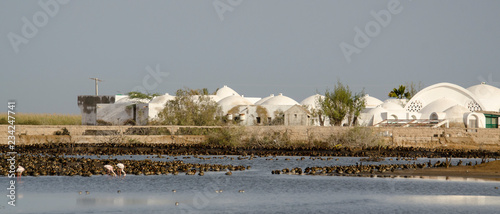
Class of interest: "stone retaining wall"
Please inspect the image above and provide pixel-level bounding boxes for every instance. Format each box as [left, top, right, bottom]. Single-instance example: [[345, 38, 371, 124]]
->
[[1, 125, 499, 150]]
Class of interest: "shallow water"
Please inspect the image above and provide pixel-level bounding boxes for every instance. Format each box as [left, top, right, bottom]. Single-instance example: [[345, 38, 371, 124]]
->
[[2, 156, 499, 214]]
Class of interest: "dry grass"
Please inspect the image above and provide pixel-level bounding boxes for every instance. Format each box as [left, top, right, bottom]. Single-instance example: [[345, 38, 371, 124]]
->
[[0, 113, 81, 125]]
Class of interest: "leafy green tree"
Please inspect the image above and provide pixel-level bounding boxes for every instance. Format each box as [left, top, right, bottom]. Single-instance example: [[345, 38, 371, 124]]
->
[[388, 85, 410, 99], [157, 88, 222, 126], [348, 92, 366, 126], [320, 81, 365, 126]]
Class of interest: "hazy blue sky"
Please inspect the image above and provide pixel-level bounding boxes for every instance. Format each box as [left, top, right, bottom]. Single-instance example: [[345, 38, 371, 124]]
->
[[2, 0, 500, 114]]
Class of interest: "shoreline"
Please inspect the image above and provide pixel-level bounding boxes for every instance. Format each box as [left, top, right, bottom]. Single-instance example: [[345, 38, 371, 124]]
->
[[290, 160, 500, 182], [389, 161, 500, 181], [2, 142, 500, 158]]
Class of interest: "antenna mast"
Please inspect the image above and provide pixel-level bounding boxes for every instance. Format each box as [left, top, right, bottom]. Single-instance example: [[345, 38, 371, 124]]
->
[[89, 78, 103, 96]]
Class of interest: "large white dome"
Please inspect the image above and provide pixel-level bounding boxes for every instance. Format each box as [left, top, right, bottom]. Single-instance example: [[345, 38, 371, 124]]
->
[[405, 82, 486, 113], [216, 85, 239, 99], [255, 94, 275, 105], [261, 93, 299, 106], [467, 83, 500, 111], [300, 94, 324, 110]]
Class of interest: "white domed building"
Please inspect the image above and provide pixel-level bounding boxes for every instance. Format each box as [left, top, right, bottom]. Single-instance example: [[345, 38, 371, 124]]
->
[[260, 93, 299, 106], [222, 93, 308, 126], [403, 82, 490, 128], [86, 83, 499, 128], [443, 105, 469, 124], [358, 95, 395, 126], [300, 94, 324, 110], [358, 98, 407, 126], [466, 83, 500, 112], [361, 82, 499, 128], [364, 94, 383, 108], [148, 93, 176, 121], [260, 93, 300, 121], [215, 85, 239, 99], [255, 94, 275, 105], [218, 95, 253, 115], [300, 94, 327, 126]]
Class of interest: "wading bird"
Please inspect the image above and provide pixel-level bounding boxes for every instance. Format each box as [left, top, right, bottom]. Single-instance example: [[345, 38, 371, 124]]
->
[[116, 163, 126, 177], [104, 165, 116, 177], [17, 166, 25, 181]]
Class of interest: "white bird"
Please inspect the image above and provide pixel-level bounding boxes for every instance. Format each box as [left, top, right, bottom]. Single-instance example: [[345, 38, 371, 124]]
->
[[116, 163, 126, 177], [17, 166, 25, 181], [104, 165, 116, 177]]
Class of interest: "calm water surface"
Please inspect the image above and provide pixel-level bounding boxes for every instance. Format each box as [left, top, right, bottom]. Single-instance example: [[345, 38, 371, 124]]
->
[[2, 156, 499, 214]]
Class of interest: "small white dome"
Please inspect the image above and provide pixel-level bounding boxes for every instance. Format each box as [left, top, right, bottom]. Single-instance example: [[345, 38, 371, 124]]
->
[[380, 100, 404, 111], [443, 105, 469, 123], [300, 94, 325, 110], [381, 98, 406, 108], [420, 98, 459, 118], [218, 95, 253, 106], [363, 94, 383, 108], [363, 106, 386, 126], [216, 85, 239, 99], [261, 93, 299, 106], [149, 93, 175, 104], [255, 94, 275, 105]]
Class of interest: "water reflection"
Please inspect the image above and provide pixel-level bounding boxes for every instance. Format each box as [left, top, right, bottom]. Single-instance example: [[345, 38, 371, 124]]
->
[[2, 156, 499, 214], [391, 195, 500, 206], [375, 175, 500, 182], [76, 196, 165, 206]]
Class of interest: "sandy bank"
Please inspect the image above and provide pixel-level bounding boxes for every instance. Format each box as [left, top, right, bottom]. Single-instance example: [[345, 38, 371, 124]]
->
[[390, 160, 500, 181]]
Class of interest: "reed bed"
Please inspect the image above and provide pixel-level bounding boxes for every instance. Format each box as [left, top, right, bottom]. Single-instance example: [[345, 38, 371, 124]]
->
[[0, 113, 81, 125]]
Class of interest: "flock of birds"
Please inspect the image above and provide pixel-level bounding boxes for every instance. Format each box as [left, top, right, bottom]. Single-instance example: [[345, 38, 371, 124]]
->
[[271, 158, 492, 177], [2, 154, 249, 177], [103, 163, 126, 177], [16, 163, 127, 178]]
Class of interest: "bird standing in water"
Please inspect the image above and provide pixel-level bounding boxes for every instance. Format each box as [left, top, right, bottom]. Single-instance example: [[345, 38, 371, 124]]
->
[[17, 166, 25, 181], [104, 165, 116, 177], [116, 163, 126, 177]]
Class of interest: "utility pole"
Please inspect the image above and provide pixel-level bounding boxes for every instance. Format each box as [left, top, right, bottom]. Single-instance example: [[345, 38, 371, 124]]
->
[[89, 78, 103, 96]]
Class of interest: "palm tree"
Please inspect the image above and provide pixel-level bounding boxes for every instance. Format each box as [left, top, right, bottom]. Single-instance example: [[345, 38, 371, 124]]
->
[[388, 85, 410, 99]]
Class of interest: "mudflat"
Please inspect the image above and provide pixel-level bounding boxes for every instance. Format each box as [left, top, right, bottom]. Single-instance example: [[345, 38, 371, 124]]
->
[[391, 160, 500, 181]]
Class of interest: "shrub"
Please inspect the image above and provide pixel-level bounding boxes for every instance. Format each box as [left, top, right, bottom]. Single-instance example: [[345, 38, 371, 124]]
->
[[96, 120, 112, 126], [176, 127, 221, 135], [205, 127, 244, 147], [326, 127, 381, 148], [157, 88, 223, 126], [124, 127, 171, 135], [54, 127, 70, 135], [244, 130, 291, 148]]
